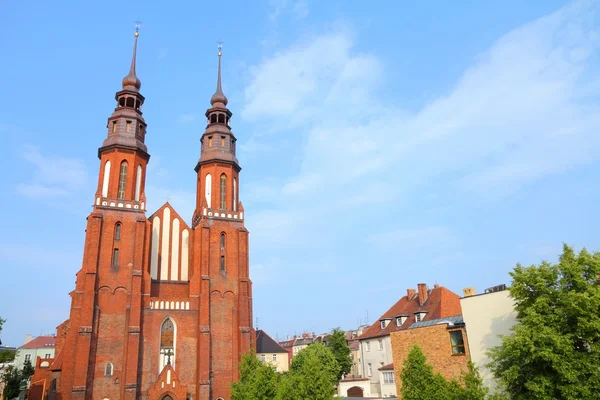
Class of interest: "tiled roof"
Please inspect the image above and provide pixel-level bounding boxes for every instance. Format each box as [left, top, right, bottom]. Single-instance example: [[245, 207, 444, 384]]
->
[[293, 337, 314, 346], [19, 336, 56, 350], [358, 285, 462, 340], [256, 330, 288, 354], [279, 339, 294, 348], [409, 315, 463, 329], [379, 363, 394, 371]]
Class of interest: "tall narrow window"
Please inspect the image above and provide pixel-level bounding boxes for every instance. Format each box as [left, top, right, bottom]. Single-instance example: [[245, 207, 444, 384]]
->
[[126, 121, 132, 132], [112, 248, 119, 266], [221, 136, 225, 147], [220, 174, 227, 209], [205, 174, 212, 208], [102, 161, 111, 197], [135, 165, 142, 201], [115, 223, 121, 241], [233, 178, 237, 211], [160, 318, 175, 371], [118, 161, 128, 200], [112, 121, 117, 132], [105, 363, 113, 376], [208, 136, 213, 147], [220, 232, 226, 271]]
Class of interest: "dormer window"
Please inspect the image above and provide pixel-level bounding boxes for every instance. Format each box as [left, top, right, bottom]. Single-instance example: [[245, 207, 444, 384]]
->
[[380, 319, 392, 329], [414, 311, 428, 322], [396, 315, 408, 327]]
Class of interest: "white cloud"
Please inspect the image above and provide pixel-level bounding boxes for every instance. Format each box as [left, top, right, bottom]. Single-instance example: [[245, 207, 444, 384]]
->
[[243, 0, 600, 209], [268, 0, 309, 21], [17, 145, 88, 198]]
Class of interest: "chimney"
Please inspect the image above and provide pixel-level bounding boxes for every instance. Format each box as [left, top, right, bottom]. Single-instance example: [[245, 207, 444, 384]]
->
[[417, 283, 428, 306], [407, 288, 416, 299], [463, 287, 476, 297], [24, 334, 32, 344]]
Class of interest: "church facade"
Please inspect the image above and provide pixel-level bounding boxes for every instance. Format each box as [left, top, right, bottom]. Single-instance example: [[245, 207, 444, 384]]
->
[[43, 31, 254, 400]]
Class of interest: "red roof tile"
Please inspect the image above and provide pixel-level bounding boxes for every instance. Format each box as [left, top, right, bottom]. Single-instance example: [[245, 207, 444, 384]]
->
[[379, 363, 394, 370], [358, 285, 461, 340], [19, 336, 56, 350]]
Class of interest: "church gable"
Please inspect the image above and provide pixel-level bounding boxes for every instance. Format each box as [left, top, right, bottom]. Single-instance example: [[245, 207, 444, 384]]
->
[[147, 364, 188, 400], [148, 203, 191, 282]]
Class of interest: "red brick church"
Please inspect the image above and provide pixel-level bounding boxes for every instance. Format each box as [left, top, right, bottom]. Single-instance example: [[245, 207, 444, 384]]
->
[[33, 29, 254, 400]]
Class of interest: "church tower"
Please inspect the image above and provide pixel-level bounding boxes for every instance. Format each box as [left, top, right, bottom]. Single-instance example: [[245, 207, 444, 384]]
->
[[192, 45, 254, 400], [55, 25, 149, 400]]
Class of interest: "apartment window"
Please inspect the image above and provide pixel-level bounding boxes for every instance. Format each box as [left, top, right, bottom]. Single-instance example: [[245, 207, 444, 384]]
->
[[415, 313, 422, 322], [365, 341, 371, 352], [383, 371, 395, 384], [260, 354, 265, 362], [45, 354, 51, 359], [272, 354, 277, 362], [367, 363, 372, 377], [449, 330, 466, 355], [378, 339, 383, 350], [380, 320, 386, 329], [25, 354, 31, 362]]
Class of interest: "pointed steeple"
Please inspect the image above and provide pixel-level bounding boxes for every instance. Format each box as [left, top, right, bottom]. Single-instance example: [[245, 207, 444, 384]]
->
[[210, 43, 228, 106], [122, 23, 142, 91]]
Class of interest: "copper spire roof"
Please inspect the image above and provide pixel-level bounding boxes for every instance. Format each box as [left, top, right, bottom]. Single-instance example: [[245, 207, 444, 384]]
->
[[210, 44, 228, 106], [122, 27, 141, 90]]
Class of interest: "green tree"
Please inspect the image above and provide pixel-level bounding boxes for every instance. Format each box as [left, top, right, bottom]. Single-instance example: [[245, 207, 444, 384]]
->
[[400, 345, 455, 400], [488, 244, 600, 400], [326, 328, 352, 379], [0, 316, 5, 335], [230, 351, 278, 400], [278, 343, 339, 400], [0, 349, 16, 364], [2, 366, 22, 400], [22, 359, 34, 380], [454, 362, 490, 400]]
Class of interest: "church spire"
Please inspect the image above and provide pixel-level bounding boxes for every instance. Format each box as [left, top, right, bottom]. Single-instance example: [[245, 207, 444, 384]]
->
[[210, 42, 228, 106], [122, 21, 142, 90]]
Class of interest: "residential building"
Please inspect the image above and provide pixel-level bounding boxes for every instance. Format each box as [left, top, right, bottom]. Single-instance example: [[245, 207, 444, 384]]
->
[[279, 337, 295, 366], [14, 335, 55, 371], [255, 330, 289, 372], [461, 285, 517, 394], [291, 332, 316, 357], [390, 315, 470, 394], [27, 356, 56, 400], [36, 30, 254, 400], [358, 283, 462, 397], [345, 325, 369, 378]]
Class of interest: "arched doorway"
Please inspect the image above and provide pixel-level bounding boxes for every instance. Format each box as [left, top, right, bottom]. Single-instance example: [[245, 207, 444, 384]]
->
[[347, 386, 364, 397], [161, 395, 173, 400]]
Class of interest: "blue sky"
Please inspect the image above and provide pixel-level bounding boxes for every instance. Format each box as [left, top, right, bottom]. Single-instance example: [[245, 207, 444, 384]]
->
[[1, 0, 599, 346]]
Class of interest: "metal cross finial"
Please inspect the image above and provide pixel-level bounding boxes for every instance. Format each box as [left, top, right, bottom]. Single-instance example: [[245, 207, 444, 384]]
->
[[217, 40, 223, 56], [134, 18, 142, 37]]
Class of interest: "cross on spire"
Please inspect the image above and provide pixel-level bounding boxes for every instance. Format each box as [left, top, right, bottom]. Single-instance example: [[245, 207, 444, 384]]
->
[[135, 18, 142, 37]]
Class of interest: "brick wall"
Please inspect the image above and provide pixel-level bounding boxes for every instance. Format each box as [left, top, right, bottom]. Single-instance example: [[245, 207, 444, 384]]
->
[[390, 324, 470, 395]]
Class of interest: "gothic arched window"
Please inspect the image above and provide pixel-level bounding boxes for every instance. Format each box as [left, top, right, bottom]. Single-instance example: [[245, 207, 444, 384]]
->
[[105, 362, 113, 376], [159, 318, 175, 371], [220, 174, 227, 210], [117, 161, 128, 200], [205, 174, 212, 208], [114, 223, 121, 241], [220, 233, 226, 271], [233, 178, 237, 212]]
